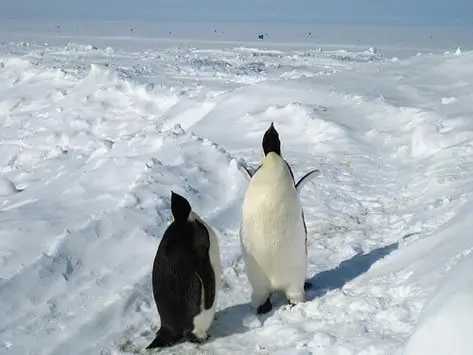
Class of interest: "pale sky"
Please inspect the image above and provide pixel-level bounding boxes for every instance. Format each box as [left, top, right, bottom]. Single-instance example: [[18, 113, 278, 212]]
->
[[1, 0, 472, 26]]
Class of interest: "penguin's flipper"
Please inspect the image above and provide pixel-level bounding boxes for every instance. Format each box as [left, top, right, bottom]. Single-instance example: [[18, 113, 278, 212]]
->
[[193, 221, 216, 310], [241, 166, 253, 179], [194, 253, 215, 309], [146, 327, 182, 349], [241, 164, 261, 180], [295, 169, 320, 193]]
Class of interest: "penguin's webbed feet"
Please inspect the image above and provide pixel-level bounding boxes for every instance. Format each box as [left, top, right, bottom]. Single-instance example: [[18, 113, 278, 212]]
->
[[186, 332, 209, 344]]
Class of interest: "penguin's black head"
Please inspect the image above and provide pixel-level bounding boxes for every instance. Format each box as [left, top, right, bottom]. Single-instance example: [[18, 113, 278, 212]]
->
[[170, 191, 192, 223], [262, 122, 281, 156]]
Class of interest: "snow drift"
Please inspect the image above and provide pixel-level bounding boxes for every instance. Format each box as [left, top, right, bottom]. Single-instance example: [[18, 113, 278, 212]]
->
[[403, 253, 473, 355]]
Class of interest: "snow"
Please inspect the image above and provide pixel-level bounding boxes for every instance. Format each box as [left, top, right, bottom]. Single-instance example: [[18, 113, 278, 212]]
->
[[1, 21, 473, 354], [0, 178, 20, 196], [403, 253, 473, 355]]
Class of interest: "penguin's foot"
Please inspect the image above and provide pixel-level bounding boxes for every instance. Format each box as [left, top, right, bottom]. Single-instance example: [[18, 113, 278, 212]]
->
[[287, 299, 302, 310], [186, 332, 209, 344], [256, 297, 273, 315]]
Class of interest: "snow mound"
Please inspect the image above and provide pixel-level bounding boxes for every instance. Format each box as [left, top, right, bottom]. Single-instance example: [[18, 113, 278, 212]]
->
[[403, 254, 473, 355]]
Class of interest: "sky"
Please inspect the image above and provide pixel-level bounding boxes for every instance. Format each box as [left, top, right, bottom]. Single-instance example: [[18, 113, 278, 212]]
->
[[1, 0, 472, 26]]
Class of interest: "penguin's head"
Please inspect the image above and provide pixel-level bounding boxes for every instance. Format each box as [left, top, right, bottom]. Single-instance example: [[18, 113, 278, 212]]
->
[[262, 122, 281, 156], [170, 191, 192, 223]]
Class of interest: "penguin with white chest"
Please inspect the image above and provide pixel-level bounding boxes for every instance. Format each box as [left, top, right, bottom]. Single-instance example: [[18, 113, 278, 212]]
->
[[147, 191, 222, 349], [240, 123, 312, 315]]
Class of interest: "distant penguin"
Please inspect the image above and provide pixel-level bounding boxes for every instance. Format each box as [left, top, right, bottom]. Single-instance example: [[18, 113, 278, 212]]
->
[[240, 123, 311, 314], [147, 191, 222, 349]]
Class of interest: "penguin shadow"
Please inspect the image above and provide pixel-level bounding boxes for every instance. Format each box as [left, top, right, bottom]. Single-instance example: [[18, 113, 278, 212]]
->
[[306, 232, 419, 300], [207, 232, 419, 341], [209, 297, 295, 341], [209, 302, 254, 340], [209, 286, 314, 340]]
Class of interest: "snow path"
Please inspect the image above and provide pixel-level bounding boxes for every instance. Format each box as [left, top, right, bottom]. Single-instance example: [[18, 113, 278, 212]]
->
[[0, 39, 473, 354]]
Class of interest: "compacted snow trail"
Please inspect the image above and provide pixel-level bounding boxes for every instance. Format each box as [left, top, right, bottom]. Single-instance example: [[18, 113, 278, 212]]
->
[[1, 36, 473, 355]]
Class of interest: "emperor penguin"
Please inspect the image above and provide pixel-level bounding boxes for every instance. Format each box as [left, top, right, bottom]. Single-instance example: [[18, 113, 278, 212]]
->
[[240, 122, 310, 315], [147, 191, 222, 348]]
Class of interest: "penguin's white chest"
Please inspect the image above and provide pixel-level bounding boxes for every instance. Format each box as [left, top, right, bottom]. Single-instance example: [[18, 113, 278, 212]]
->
[[240, 154, 307, 290]]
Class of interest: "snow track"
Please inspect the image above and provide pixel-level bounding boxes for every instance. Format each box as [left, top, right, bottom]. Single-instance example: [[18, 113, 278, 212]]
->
[[1, 38, 473, 354]]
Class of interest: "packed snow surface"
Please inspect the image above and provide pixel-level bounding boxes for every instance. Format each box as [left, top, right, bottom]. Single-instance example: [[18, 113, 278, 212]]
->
[[403, 253, 473, 355], [1, 24, 473, 355]]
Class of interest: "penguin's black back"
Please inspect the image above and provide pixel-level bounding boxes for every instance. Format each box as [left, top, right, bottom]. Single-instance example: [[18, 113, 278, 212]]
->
[[149, 193, 215, 346]]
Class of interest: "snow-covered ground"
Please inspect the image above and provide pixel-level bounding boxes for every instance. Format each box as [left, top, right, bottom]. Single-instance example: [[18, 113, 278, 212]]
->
[[1, 21, 473, 354]]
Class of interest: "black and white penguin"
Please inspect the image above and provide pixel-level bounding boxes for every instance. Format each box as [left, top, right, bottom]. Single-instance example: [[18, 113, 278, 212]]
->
[[240, 122, 313, 315], [147, 191, 222, 349]]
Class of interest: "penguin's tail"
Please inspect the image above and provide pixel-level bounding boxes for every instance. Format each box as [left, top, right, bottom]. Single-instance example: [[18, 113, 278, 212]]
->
[[146, 327, 182, 349]]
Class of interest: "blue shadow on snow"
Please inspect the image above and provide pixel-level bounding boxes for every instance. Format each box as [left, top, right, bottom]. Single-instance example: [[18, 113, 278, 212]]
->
[[306, 232, 419, 300]]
